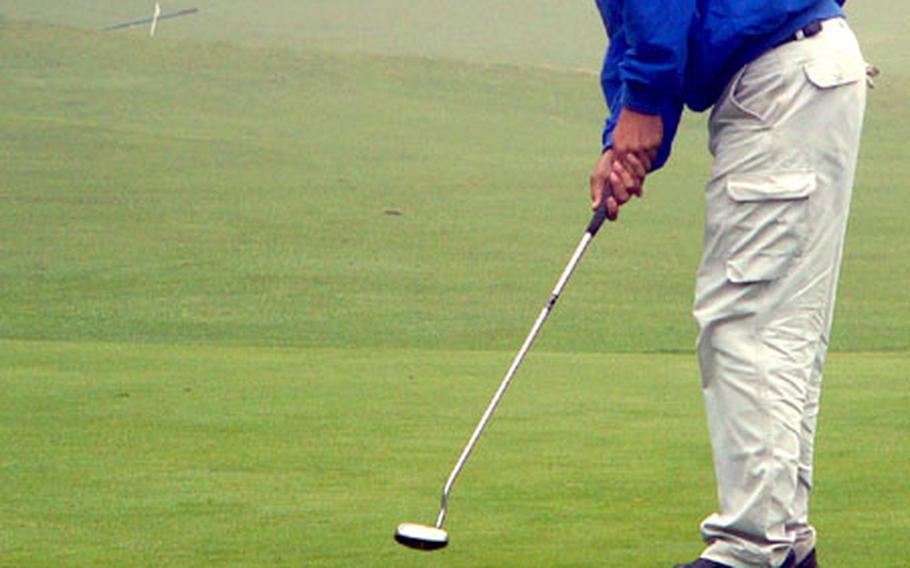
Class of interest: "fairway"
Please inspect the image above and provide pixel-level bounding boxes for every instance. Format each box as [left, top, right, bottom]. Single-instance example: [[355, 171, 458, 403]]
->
[[2, 2, 909, 566]]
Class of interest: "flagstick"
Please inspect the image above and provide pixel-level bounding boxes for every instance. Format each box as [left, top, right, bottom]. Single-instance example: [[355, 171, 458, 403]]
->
[[150, 3, 161, 37]]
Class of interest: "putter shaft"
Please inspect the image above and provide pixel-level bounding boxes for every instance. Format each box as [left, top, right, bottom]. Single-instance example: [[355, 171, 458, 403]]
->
[[434, 220, 601, 529]]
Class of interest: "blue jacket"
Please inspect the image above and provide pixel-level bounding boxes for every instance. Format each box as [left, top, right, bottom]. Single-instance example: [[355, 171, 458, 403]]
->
[[596, 0, 846, 169]]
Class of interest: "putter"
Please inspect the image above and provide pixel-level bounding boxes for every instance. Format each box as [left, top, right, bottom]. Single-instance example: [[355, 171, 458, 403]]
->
[[395, 201, 611, 551]]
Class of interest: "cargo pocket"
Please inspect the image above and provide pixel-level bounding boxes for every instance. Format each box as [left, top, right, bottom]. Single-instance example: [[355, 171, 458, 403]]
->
[[730, 58, 782, 123], [725, 172, 816, 284], [803, 58, 865, 90]]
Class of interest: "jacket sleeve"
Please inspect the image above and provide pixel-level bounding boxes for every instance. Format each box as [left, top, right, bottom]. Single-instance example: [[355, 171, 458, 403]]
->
[[599, 16, 626, 154], [619, 1, 693, 114], [598, 0, 691, 170]]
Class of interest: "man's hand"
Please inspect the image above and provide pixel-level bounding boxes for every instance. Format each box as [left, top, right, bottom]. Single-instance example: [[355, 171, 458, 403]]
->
[[590, 108, 662, 220], [612, 108, 663, 168], [610, 152, 647, 203], [612, 107, 663, 199], [590, 149, 620, 220], [590, 150, 646, 221]]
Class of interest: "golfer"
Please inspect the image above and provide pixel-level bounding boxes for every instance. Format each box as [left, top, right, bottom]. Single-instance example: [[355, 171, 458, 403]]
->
[[589, 1, 866, 567]]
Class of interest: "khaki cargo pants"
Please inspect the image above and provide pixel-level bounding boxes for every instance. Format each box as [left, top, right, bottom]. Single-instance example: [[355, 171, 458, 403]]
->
[[692, 18, 867, 568]]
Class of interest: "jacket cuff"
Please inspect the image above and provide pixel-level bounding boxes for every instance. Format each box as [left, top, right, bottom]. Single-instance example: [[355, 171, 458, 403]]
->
[[624, 81, 665, 115], [601, 130, 613, 154]]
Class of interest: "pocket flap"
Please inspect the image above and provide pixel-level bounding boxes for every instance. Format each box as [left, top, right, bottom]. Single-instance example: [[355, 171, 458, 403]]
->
[[726, 172, 816, 202], [804, 59, 865, 89]]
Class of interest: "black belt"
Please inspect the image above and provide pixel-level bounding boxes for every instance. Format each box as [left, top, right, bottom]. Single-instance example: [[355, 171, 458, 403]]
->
[[781, 19, 825, 45]]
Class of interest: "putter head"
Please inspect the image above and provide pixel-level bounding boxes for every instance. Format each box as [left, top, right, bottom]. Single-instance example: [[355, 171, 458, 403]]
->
[[394, 523, 449, 551]]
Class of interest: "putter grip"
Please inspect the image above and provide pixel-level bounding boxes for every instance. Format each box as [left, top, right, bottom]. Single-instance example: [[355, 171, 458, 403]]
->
[[586, 188, 613, 236]]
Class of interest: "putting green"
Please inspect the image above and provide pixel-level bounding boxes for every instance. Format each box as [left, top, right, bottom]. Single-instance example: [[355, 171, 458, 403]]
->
[[1, 341, 907, 566]]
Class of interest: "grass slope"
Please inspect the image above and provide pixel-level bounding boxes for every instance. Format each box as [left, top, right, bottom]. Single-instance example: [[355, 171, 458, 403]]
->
[[2, 0, 605, 71], [1, 19, 697, 352], [1, 20, 907, 353]]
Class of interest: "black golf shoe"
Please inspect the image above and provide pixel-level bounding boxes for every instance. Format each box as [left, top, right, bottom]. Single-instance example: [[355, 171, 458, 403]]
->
[[674, 550, 814, 568], [795, 548, 818, 568], [674, 560, 732, 568], [782, 548, 818, 568]]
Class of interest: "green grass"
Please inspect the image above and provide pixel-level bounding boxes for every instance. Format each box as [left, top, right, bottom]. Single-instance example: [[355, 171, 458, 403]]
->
[[1, 18, 907, 353], [1, 2, 909, 566], [2, 0, 606, 71], [2, 342, 907, 566]]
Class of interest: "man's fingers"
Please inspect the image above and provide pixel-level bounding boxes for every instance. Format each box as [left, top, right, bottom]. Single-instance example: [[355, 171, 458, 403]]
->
[[593, 176, 619, 220], [609, 171, 631, 205], [610, 158, 646, 200], [589, 148, 622, 222], [621, 157, 645, 198], [590, 172, 606, 210], [622, 152, 649, 179], [591, 177, 618, 221], [590, 149, 614, 211], [606, 196, 619, 221]]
